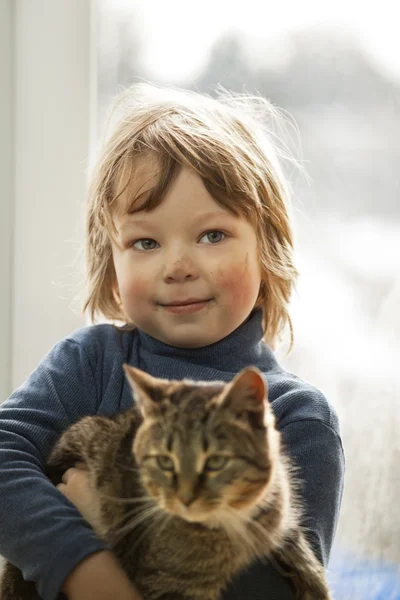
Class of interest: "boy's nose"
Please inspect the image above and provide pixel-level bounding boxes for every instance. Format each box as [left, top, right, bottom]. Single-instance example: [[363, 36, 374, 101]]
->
[[163, 258, 199, 283]]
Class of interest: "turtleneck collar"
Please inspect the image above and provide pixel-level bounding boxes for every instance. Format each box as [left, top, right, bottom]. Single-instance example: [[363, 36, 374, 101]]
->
[[136, 308, 279, 377]]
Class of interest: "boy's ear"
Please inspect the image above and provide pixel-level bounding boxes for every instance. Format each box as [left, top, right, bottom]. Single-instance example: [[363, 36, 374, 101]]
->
[[123, 365, 167, 417]]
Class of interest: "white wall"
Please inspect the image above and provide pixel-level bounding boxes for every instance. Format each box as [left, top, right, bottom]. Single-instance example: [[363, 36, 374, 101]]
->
[[0, 0, 95, 398]]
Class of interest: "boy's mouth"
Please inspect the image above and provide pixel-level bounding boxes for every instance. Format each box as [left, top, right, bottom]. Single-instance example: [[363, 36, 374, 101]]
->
[[160, 298, 213, 314], [162, 297, 212, 307]]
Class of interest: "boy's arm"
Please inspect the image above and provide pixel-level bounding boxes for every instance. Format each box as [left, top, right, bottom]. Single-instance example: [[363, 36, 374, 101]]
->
[[0, 336, 120, 600], [62, 551, 143, 600], [280, 419, 345, 566]]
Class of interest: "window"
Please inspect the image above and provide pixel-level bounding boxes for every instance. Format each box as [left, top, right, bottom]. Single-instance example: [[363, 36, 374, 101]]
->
[[97, 2, 400, 595]]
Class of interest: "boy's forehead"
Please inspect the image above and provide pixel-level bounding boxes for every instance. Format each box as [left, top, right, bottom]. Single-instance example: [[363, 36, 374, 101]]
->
[[111, 160, 247, 232], [112, 155, 162, 216]]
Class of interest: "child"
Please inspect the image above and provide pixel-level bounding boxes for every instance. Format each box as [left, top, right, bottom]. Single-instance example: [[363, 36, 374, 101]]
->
[[0, 83, 344, 600]]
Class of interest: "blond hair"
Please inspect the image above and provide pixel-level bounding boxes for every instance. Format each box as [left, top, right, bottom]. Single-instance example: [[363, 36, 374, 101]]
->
[[84, 82, 299, 348]]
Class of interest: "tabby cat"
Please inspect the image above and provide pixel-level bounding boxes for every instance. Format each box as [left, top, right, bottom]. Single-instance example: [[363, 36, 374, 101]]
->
[[0, 366, 331, 600]]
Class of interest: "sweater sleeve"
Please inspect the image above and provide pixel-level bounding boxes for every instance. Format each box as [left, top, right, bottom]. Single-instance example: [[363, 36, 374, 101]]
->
[[281, 419, 345, 566], [222, 418, 345, 599], [0, 338, 108, 600]]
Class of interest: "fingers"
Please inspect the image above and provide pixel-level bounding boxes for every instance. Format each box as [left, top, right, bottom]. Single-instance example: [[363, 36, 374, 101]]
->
[[75, 462, 87, 470], [61, 464, 87, 484], [55, 464, 100, 527], [57, 467, 90, 503]]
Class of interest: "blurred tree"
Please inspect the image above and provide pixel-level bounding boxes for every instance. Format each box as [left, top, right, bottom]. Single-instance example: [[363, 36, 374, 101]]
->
[[188, 28, 400, 218], [193, 28, 399, 111]]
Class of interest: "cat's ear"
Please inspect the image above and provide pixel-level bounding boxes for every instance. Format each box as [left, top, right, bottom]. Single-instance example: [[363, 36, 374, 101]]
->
[[123, 365, 166, 417], [217, 367, 269, 427]]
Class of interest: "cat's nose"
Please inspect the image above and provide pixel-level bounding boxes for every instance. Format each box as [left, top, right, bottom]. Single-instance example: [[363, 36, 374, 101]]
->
[[177, 489, 196, 507]]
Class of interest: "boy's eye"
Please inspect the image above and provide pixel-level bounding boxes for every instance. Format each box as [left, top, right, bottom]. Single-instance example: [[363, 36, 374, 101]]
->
[[199, 231, 226, 244], [132, 238, 159, 251], [131, 231, 225, 250], [157, 455, 175, 471], [204, 455, 229, 471]]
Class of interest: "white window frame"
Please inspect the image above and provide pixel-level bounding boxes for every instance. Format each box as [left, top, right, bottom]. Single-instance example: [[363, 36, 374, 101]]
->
[[0, 0, 97, 398], [0, 1, 14, 400]]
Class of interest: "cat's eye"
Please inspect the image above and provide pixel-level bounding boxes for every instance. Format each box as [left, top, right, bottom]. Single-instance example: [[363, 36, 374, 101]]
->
[[157, 455, 175, 471], [204, 455, 229, 471]]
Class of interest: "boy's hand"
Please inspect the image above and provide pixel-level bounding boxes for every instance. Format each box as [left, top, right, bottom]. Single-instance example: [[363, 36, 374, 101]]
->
[[57, 463, 102, 534], [62, 551, 144, 600]]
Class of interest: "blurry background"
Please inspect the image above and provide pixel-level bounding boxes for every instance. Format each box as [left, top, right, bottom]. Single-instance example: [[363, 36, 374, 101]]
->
[[1, 0, 399, 597]]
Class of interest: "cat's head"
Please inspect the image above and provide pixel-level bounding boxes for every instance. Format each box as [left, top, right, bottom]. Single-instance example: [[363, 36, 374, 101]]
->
[[123, 365, 280, 527]]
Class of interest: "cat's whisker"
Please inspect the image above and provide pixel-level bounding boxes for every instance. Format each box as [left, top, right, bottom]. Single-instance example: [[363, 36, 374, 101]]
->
[[154, 510, 172, 538], [136, 510, 170, 548], [114, 502, 159, 529], [98, 490, 153, 505], [243, 513, 268, 537], [115, 507, 169, 552], [235, 506, 274, 556], [111, 504, 156, 532], [112, 504, 163, 543], [112, 461, 141, 474], [223, 506, 265, 557]]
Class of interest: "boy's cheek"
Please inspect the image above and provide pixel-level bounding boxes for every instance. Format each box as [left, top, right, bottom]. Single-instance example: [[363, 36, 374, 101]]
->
[[214, 256, 261, 309], [119, 275, 151, 307]]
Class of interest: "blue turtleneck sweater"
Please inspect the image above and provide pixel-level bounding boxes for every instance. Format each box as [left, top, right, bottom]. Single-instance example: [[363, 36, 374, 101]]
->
[[0, 309, 344, 600]]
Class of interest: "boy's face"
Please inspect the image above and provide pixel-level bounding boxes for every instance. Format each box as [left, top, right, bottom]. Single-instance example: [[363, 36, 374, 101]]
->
[[111, 162, 262, 348]]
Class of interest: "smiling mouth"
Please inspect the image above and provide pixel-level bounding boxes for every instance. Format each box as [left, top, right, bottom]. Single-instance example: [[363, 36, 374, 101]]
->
[[160, 299, 213, 314], [162, 298, 213, 306]]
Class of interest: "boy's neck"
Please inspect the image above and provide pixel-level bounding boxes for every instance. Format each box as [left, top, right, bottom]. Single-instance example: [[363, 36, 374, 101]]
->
[[136, 308, 277, 375]]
